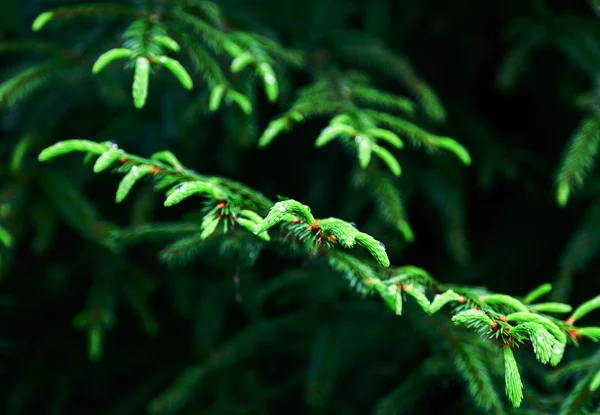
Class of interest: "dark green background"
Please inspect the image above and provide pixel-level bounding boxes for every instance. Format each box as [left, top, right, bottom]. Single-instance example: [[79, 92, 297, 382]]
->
[[1, 0, 599, 413]]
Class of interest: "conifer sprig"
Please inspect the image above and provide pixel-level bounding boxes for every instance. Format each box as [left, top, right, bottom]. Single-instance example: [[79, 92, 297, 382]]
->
[[498, 12, 600, 207], [499, 14, 600, 89], [31, 4, 139, 31], [548, 349, 600, 412], [255, 201, 390, 267], [352, 168, 415, 242], [38, 140, 273, 241], [555, 114, 600, 206], [36, 134, 600, 411], [0, 59, 74, 108], [37, 140, 391, 265], [38, 140, 600, 410], [258, 70, 470, 177], [453, 339, 504, 412], [25, 1, 301, 110], [330, 31, 447, 123]]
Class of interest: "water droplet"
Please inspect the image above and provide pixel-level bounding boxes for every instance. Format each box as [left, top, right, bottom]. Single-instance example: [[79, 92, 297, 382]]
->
[[175, 184, 183, 191], [379, 242, 386, 250], [355, 136, 362, 142], [350, 222, 357, 227], [131, 165, 139, 176], [56, 141, 63, 146], [153, 185, 159, 192], [278, 206, 286, 212], [553, 348, 563, 355], [109, 141, 118, 149]]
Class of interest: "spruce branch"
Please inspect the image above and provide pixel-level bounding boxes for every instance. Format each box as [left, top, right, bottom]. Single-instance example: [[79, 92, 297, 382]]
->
[[31, 4, 139, 32], [39, 170, 116, 245], [159, 233, 217, 265], [499, 13, 600, 89], [165, 5, 300, 106], [38, 140, 600, 409], [91, 19, 193, 109], [330, 31, 447, 122], [37, 140, 390, 266], [453, 340, 504, 412], [0, 59, 72, 107], [254, 200, 391, 267], [497, 26, 547, 91], [326, 250, 382, 295], [38, 140, 272, 233], [558, 371, 596, 415], [555, 113, 600, 207], [547, 348, 600, 412], [259, 69, 470, 178], [108, 222, 204, 247], [180, 0, 225, 28], [24, 1, 299, 111], [548, 352, 600, 385], [352, 168, 414, 242], [168, 28, 228, 89], [72, 276, 116, 362], [500, 13, 600, 208]]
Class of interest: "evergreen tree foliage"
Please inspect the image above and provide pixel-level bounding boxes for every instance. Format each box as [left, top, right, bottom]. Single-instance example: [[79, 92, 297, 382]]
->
[[3, 0, 600, 414]]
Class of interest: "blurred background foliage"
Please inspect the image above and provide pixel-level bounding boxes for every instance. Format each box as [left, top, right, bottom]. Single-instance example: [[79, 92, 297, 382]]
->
[[2, 0, 600, 413]]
